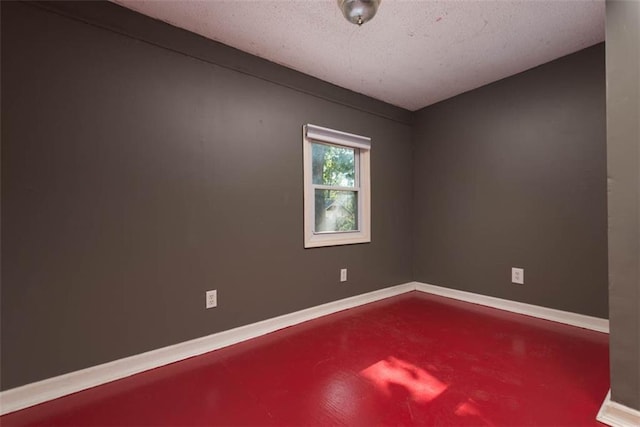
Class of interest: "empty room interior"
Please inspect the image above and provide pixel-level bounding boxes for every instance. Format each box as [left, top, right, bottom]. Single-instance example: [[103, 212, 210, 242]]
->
[[1, 0, 639, 426]]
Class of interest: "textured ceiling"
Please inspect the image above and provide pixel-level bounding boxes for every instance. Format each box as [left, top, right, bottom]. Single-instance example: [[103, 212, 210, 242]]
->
[[112, 0, 605, 111]]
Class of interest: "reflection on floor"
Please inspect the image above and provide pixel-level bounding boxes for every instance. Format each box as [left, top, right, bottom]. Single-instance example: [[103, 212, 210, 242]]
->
[[1, 291, 609, 426]]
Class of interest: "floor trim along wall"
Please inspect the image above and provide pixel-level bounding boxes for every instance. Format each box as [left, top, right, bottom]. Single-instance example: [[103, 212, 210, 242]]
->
[[413, 282, 610, 333], [0, 281, 609, 416], [597, 390, 640, 427], [0, 283, 414, 415]]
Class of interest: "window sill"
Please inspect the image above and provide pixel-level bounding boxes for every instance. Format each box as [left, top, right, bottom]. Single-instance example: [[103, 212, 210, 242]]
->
[[304, 232, 371, 248]]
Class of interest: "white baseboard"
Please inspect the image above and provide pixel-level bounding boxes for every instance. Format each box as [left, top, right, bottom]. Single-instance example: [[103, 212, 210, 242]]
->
[[597, 390, 640, 427], [0, 282, 414, 416], [0, 280, 611, 416], [411, 282, 609, 333]]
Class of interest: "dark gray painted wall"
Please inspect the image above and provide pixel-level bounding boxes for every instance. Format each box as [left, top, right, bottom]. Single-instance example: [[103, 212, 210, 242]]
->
[[606, 0, 640, 410], [1, 2, 413, 390], [412, 44, 608, 318], [30, 1, 412, 125]]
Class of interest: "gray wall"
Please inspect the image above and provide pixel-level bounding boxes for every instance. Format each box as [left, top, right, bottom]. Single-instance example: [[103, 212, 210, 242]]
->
[[0, 2, 413, 390], [412, 44, 608, 318], [606, 0, 640, 410]]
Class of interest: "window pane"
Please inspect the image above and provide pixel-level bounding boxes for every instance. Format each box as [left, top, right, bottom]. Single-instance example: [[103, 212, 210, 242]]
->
[[314, 190, 358, 232], [312, 143, 356, 187]]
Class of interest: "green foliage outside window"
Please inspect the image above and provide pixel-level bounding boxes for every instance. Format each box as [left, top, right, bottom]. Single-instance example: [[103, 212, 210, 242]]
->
[[312, 143, 358, 232]]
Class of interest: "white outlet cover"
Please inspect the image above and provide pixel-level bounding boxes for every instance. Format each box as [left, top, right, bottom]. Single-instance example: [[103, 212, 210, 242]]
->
[[512, 268, 524, 285], [206, 290, 217, 309], [340, 268, 347, 282]]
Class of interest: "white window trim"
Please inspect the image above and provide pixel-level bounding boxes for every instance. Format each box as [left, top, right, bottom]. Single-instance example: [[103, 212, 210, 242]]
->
[[303, 124, 371, 248]]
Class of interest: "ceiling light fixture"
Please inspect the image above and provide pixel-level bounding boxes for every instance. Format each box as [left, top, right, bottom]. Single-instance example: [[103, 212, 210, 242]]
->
[[338, 0, 381, 26]]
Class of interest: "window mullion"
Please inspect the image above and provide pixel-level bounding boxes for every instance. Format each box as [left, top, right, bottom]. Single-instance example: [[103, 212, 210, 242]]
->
[[313, 184, 360, 192]]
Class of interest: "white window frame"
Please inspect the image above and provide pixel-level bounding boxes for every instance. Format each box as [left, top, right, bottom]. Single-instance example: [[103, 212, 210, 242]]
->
[[303, 124, 371, 248]]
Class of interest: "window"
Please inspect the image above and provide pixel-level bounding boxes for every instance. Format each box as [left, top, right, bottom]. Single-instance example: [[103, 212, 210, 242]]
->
[[303, 124, 371, 248]]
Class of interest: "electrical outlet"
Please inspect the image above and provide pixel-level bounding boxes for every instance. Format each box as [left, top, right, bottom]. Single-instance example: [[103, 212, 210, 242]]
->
[[340, 268, 348, 282], [206, 290, 217, 309], [511, 268, 524, 285]]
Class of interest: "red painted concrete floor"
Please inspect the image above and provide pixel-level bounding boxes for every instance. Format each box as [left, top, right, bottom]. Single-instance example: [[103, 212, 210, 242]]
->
[[2, 292, 609, 426]]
